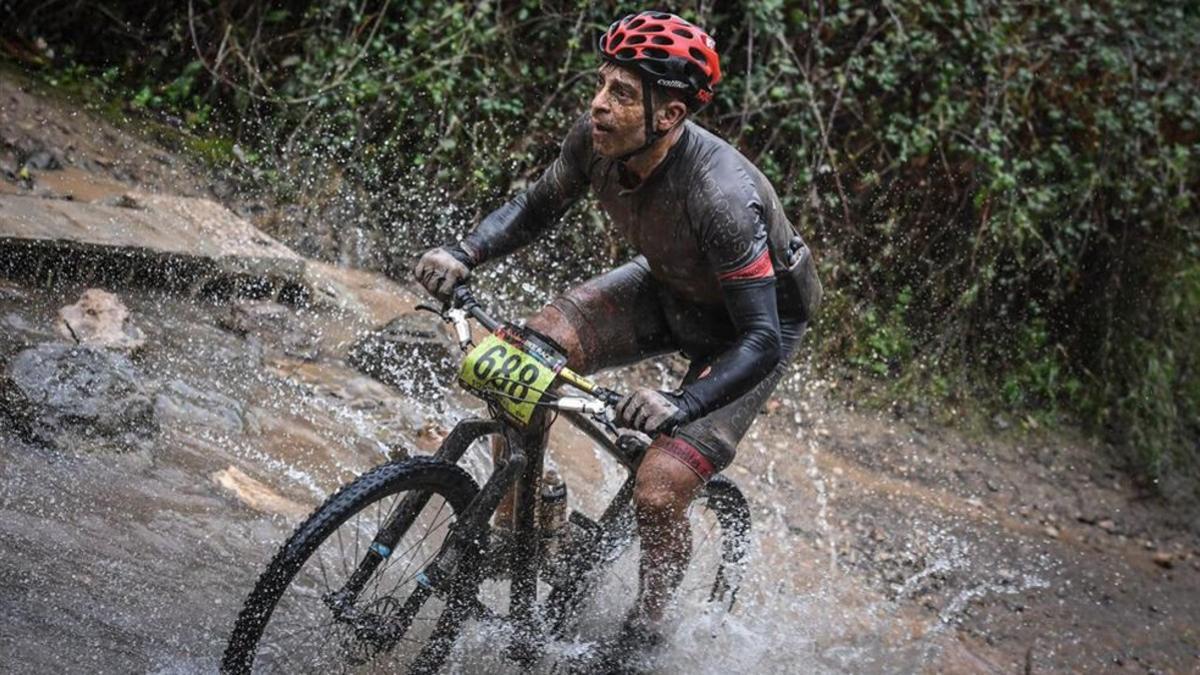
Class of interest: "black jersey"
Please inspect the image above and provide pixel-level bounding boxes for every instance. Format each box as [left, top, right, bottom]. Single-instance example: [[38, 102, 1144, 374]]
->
[[459, 114, 819, 418]]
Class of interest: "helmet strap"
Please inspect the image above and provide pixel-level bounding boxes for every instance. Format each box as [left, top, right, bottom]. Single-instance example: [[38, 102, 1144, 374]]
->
[[616, 76, 669, 164]]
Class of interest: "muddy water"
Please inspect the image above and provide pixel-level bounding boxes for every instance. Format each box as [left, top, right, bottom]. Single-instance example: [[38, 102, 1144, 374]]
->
[[2, 280, 1197, 674]]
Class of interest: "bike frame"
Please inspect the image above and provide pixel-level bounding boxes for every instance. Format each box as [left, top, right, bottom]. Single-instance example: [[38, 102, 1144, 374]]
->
[[330, 287, 650, 666]]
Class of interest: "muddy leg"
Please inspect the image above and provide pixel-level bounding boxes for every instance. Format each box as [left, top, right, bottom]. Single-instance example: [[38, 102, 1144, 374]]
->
[[632, 445, 705, 624], [489, 306, 586, 528], [490, 423, 550, 529], [491, 435, 517, 529]]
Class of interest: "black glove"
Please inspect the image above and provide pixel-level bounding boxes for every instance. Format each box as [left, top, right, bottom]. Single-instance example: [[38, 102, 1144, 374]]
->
[[414, 245, 473, 300], [615, 388, 691, 435]]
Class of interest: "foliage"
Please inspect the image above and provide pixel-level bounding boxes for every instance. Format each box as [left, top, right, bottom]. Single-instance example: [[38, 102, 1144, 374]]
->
[[4, 0, 1198, 491], [848, 287, 914, 378]]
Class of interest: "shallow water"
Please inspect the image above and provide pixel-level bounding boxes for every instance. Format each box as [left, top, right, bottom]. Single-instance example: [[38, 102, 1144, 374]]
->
[[2, 281, 1196, 674]]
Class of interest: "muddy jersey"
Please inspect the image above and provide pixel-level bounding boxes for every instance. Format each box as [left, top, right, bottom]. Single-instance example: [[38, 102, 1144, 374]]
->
[[459, 113, 816, 417], [462, 114, 810, 311]]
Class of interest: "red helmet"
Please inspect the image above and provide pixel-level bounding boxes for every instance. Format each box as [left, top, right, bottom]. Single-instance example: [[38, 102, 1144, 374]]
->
[[598, 11, 721, 111]]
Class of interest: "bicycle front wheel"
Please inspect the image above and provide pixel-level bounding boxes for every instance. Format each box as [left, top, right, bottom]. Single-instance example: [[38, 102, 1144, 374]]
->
[[222, 457, 479, 673]]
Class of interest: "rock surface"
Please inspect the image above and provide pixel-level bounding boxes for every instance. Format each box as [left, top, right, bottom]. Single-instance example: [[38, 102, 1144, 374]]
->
[[0, 191, 308, 302], [154, 379, 253, 435], [1, 343, 157, 450], [218, 300, 320, 360], [347, 312, 456, 399], [55, 288, 146, 352], [211, 466, 308, 519]]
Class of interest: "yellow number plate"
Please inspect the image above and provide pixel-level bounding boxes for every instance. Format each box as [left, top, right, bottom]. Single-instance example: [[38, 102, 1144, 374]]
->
[[458, 325, 565, 425]]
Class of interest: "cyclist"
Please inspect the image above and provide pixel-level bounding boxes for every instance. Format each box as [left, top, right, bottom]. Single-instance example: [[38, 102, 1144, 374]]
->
[[415, 10, 820, 665]]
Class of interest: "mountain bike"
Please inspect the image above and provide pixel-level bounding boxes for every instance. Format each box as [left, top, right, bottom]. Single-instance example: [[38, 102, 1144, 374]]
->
[[221, 284, 752, 673]]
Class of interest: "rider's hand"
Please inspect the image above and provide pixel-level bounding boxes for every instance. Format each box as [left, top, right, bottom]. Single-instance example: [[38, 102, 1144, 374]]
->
[[615, 388, 690, 435], [414, 246, 472, 300]]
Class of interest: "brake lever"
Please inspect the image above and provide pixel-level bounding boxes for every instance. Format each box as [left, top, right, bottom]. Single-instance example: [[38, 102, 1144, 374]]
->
[[415, 302, 446, 319], [416, 298, 472, 350], [595, 412, 620, 437]]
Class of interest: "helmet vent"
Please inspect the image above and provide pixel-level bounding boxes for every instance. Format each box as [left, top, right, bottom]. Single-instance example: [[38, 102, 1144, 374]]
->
[[598, 11, 722, 110]]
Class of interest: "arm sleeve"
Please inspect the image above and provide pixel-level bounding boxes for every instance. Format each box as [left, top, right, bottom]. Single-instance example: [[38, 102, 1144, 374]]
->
[[675, 166, 783, 418], [459, 114, 592, 264]]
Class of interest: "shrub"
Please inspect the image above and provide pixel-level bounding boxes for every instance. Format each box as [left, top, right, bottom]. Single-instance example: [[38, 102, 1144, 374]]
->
[[5, 0, 1197, 491]]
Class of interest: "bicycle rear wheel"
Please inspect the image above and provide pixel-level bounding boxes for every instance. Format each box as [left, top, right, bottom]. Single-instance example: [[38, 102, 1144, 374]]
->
[[222, 457, 479, 673], [559, 474, 751, 640]]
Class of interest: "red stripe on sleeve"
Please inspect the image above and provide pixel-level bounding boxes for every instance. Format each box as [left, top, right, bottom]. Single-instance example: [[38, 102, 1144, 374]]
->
[[718, 250, 773, 282]]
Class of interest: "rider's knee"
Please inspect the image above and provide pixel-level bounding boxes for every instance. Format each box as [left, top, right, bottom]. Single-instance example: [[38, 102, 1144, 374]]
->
[[633, 479, 688, 525], [525, 304, 587, 372]]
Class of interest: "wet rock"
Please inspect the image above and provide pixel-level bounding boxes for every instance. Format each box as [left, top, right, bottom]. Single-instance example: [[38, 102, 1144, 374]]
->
[[154, 380, 253, 435], [415, 419, 449, 453], [218, 300, 320, 360], [209, 180, 233, 200], [25, 149, 63, 171], [1, 344, 157, 450], [347, 313, 456, 399], [0, 151, 17, 181], [1152, 552, 1175, 569], [0, 191, 307, 297], [1043, 525, 1060, 539], [96, 193, 143, 210], [211, 465, 307, 519], [55, 289, 146, 353]]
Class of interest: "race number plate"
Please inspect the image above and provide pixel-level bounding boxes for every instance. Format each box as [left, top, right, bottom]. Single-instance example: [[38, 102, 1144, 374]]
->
[[458, 324, 567, 426]]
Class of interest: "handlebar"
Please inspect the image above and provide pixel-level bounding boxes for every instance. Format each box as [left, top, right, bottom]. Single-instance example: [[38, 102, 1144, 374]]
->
[[419, 283, 623, 414], [450, 285, 500, 333]]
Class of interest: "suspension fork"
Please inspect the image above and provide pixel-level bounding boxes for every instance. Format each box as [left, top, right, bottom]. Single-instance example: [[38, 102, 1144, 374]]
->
[[506, 413, 549, 665], [327, 418, 504, 612]]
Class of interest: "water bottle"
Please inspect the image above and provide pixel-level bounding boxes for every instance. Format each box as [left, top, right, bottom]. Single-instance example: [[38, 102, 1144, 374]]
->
[[539, 469, 570, 580]]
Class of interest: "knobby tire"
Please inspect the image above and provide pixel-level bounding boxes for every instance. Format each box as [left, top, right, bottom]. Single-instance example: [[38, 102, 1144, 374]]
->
[[222, 457, 479, 674]]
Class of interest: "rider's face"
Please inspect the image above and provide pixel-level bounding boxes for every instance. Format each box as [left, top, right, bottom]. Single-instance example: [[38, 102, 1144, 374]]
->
[[590, 64, 647, 158]]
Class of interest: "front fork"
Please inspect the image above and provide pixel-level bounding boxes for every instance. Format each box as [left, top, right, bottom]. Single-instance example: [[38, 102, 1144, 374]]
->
[[506, 419, 548, 665], [325, 418, 506, 619]]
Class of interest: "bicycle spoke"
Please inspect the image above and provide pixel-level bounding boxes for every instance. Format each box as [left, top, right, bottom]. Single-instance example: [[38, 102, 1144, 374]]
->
[[363, 508, 454, 606], [381, 517, 453, 601], [335, 519, 349, 578], [352, 511, 362, 575], [382, 503, 451, 598], [233, 465, 475, 675], [371, 498, 449, 597]]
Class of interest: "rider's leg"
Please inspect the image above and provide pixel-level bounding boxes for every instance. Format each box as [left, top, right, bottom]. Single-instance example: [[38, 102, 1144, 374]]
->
[[631, 438, 707, 624], [489, 304, 582, 528], [491, 258, 671, 528], [627, 317, 808, 625]]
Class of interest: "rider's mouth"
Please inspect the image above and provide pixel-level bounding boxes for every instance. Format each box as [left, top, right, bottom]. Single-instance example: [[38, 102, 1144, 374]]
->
[[592, 120, 614, 135]]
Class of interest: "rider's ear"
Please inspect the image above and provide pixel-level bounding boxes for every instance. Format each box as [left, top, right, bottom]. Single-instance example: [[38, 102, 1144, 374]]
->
[[656, 99, 688, 132]]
